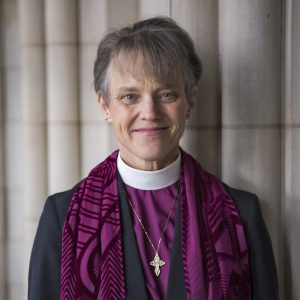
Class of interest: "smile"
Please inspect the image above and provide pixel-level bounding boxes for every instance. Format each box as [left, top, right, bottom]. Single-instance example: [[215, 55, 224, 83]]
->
[[133, 127, 168, 136]]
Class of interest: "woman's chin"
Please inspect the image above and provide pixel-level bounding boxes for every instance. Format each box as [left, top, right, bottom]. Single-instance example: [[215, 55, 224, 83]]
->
[[121, 146, 179, 170]]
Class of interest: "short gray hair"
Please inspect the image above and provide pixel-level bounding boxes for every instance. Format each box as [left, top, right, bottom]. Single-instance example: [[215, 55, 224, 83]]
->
[[93, 17, 202, 101]]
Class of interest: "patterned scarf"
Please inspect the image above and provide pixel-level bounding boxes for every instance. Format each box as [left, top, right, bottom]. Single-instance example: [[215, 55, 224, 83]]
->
[[60, 150, 251, 299]]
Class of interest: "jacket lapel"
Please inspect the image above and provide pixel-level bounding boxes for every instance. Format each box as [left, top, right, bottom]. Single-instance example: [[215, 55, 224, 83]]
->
[[166, 197, 187, 300]]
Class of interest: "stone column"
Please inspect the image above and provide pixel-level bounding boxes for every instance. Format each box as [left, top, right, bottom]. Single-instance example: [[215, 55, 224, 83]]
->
[[220, 0, 283, 292], [2, 0, 24, 298], [79, 0, 137, 177], [139, 0, 170, 18], [284, 0, 300, 298], [79, 0, 110, 176], [19, 1, 47, 299], [172, 0, 220, 175], [45, 0, 80, 193]]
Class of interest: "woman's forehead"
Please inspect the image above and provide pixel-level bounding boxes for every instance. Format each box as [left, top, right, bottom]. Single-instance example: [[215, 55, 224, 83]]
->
[[108, 65, 183, 93], [109, 49, 184, 86]]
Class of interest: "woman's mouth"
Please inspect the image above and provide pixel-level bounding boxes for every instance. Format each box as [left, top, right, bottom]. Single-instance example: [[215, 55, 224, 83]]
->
[[133, 127, 168, 136]]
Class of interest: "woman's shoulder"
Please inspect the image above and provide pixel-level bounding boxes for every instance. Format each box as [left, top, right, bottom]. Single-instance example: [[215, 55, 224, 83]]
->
[[223, 184, 278, 298], [223, 183, 262, 228], [45, 180, 84, 227], [223, 183, 257, 201]]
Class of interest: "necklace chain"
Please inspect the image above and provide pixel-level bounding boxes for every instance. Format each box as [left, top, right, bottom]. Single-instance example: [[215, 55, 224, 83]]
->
[[126, 180, 180, 276]]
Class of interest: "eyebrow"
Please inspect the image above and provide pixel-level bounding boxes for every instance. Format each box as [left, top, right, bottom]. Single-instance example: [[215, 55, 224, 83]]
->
[[117, 86, 139, 93], [117, 83, 178, 93]]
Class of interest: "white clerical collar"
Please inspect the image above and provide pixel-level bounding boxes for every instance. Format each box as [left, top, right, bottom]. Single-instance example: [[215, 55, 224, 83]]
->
[[117, 153, 181, 190]]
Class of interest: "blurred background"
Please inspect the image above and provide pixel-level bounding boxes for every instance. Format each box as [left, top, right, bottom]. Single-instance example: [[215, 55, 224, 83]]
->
[[0, 0, 299, 299]]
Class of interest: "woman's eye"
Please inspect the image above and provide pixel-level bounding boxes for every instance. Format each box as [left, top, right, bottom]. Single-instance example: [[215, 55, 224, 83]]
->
[[158, 92, 178, 102], [121, 94, 138, 102]]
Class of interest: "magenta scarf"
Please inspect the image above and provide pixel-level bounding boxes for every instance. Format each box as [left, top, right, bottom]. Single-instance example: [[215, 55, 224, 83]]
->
[[60, 150, 251, 299]]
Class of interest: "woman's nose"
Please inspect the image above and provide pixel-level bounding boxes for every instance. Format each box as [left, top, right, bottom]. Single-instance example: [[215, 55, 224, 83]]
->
[[140, 98, 161, 120]]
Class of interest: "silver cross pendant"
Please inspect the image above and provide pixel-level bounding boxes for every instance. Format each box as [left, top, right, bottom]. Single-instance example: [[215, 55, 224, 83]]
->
[[150, 252, 165, 276]]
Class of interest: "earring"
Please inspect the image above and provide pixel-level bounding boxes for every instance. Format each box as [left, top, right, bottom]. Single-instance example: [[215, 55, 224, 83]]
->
[[104, 116, 109, 121]]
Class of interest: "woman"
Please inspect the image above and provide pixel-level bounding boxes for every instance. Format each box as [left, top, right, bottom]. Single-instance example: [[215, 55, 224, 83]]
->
[[28, 17, 278, 300]]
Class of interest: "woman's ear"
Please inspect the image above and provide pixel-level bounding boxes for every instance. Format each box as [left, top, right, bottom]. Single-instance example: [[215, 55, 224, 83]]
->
[[186, 102, 194, 119], [186, 86, 197, 119], [98, 94, 112, 122]]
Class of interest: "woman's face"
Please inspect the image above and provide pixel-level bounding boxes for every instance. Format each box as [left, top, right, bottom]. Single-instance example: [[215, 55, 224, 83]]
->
[[99, 67, 194, 171]]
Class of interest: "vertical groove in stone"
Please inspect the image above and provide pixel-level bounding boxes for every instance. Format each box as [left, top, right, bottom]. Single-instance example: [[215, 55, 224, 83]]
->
[[45, 0, 80, 194], [282, 1, 292, 298], [283, 0, 300, 298], [172, 0, 220, 175], [220, 0, 283, 294], [0, 3, 6, 296]]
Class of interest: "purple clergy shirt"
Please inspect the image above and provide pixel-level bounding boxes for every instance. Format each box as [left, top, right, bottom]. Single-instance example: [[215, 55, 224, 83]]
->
[[125, 182, 179, 300]]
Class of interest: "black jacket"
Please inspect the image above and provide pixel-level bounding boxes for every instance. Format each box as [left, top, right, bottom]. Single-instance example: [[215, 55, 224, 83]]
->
[[28, 181, 278, 299]]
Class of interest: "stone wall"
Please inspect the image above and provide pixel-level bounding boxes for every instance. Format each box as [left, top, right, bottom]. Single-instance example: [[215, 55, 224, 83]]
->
[[0, 0, 298, 298]]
